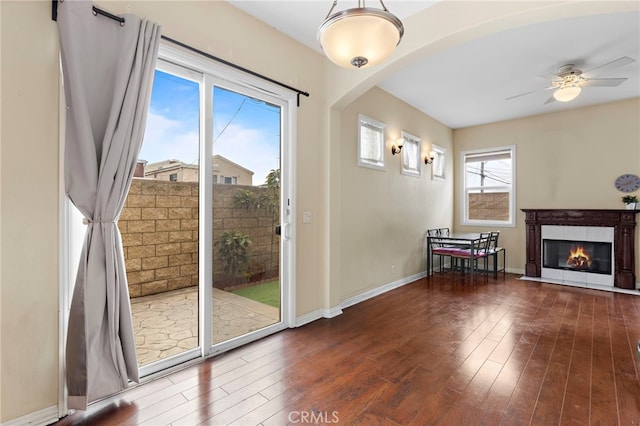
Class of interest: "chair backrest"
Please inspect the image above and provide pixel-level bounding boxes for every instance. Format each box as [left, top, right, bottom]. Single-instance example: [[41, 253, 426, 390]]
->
[[427, 228, 442, 248], [477, 232, 492, 253], [438, 228, 450, 237], [489, 231, 500, 251]]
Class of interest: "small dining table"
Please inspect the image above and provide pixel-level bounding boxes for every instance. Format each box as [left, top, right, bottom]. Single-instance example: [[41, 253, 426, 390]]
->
[[426, 232, 484, 279]]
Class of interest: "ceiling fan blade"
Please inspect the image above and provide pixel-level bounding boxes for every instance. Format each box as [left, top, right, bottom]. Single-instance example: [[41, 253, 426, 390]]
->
[[583, 77, 628, 87], [544, 94, 557, 105], [535, 73, 562, 81], [506, 85, 553, 101], [583, 56, 635, 76]]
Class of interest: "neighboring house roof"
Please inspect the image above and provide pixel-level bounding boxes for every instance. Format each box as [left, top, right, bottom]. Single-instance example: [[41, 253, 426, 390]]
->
[[144, 159, 198, 174], [144, 155, 254, 176], [212, 155, 254, 176]]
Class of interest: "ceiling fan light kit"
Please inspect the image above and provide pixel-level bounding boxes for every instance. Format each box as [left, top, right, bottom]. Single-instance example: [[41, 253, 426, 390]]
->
[[553, 85, 582, 102], [317, 0, 404, 68], [507, 56, 635, 104]]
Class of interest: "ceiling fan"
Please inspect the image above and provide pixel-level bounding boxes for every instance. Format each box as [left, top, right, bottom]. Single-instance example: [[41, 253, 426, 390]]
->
[[506, 56, 636, 104]]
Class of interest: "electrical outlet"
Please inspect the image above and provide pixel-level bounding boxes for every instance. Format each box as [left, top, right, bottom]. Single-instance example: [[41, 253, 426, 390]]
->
[[303, 211, 312, 223]]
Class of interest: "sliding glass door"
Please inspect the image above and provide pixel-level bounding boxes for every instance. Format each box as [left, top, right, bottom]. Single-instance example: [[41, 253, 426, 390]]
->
[[120, 46, 294, 376]]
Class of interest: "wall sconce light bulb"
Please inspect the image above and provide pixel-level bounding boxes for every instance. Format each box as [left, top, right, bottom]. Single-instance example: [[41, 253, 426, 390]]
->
[[425, 152, 435, 165], [391, 144, 403, 155]]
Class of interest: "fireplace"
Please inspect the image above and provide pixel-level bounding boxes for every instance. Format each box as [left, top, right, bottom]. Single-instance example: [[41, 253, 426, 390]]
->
[[542, 239, 612, 275], [522, 209, 639, 290]]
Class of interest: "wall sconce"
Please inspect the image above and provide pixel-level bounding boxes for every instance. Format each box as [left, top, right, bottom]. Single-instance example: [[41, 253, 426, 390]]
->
[[424, 151, 435, 165], [391, 140, 403, 155]]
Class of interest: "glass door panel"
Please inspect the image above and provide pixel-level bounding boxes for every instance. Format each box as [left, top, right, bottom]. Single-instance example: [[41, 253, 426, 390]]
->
[[211, 85, 283, 345], [124, 62, 202, 373]]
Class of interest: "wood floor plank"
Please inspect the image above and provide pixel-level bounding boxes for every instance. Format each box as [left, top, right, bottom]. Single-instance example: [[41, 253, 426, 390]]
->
[[53, 274, 640, 426], [590, 296, 619, 425]]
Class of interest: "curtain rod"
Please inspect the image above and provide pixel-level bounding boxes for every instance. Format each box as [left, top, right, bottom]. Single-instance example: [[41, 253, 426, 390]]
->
[[51, 1, 310, 106], [160, 35, 310, 106]]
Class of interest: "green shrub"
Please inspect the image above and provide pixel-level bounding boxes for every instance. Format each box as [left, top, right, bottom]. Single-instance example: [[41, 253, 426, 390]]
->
[[216, 230, 252, 277]]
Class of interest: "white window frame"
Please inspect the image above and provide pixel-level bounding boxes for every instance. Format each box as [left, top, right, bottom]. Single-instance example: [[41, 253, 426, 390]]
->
[[460, 145, 516, 227], [357, 114, 385, 170], [400, 131, 421, 177], [431, 144, 446, 182]]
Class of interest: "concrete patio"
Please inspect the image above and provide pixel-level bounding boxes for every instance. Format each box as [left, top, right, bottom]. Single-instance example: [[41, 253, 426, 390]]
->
[[130, 287, 280, 365]]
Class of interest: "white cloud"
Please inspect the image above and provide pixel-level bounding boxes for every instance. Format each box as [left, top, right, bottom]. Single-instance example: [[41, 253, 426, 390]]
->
[[140, 112, 279, 185], [140, 111, 199, 165]]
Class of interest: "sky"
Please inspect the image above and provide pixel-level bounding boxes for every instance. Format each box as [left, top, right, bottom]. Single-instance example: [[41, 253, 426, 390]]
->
[[140, 70, 281, 186]]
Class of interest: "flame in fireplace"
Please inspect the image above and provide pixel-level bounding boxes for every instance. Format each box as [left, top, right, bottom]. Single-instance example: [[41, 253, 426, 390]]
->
[[566, 245, 592, 269]]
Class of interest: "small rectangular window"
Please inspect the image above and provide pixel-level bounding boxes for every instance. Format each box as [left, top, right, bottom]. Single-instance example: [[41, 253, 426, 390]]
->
[[431, 144, 446, 182], [169, 173, 178, 182], [400, 131, 421, 177], [461, 145, 516, 226], [357, 114, 385, 170]]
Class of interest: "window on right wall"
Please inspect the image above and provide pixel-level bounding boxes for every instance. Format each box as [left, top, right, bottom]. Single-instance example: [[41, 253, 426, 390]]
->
[[461, 145, 516, 226]]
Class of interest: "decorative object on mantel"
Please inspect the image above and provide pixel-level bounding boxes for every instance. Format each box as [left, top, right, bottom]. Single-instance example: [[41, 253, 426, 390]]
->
[[615, 173, 640, 193], [622, 195, 638, 210]]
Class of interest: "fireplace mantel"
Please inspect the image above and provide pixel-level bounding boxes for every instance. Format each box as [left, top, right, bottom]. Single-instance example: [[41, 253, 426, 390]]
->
[[522, 209, 639, 289]]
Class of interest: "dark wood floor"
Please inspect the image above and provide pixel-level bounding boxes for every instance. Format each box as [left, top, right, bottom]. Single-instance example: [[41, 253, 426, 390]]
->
[[55, 273, 640, 425]]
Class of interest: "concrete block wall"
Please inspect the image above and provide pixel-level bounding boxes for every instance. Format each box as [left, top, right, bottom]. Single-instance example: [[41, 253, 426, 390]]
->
[[119, 179, 199, 297], [212, 184, 280, 288], [119, 179, 279, 297]]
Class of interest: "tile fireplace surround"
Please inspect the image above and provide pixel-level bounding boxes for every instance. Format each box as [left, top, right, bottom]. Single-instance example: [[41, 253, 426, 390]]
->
[[522, 209, 639, 290]]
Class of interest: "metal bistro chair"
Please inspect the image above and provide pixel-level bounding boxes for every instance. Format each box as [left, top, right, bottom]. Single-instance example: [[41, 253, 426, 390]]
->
[[428, 228, 454, 274], [487, 231, 506, 278], [450, 232, 492, 281]]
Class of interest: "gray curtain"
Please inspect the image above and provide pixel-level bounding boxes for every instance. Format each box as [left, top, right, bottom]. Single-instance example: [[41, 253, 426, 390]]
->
[[57, 1, 161, 410]]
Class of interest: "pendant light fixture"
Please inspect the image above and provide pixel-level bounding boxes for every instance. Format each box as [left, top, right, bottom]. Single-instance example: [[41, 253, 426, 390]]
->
[[317, 0, 404, 69]]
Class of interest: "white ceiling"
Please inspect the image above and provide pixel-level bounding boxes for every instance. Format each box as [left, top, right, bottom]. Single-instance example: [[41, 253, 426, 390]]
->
[[229, 1, 640, 129]]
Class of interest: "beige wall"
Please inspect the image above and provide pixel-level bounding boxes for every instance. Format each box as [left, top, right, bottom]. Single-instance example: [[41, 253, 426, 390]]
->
[[0, 1, 325, 422], [1, 1, 60, 421], [453, 98, 640, 274], [339, 87, 453, 300]]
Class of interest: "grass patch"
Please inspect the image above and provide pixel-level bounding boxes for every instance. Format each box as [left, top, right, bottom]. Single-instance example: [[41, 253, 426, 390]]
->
[[231, 280, 280, 308]]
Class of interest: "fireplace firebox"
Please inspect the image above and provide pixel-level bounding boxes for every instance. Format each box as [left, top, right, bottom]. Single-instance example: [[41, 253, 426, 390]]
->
[[543, 239, 612, 275]]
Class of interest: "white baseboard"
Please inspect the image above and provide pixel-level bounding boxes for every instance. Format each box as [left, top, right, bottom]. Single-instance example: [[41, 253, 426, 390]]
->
[[294, 271, 428, 327], [294, 306, 343, 327], [2, 405, 59, 426], [340, 271, 428, 310]]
